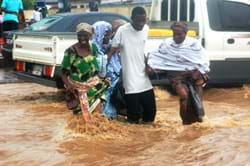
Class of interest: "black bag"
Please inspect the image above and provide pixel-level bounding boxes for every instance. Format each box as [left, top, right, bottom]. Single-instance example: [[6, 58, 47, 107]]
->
[[187, 82, 204, 121], [110, 80, 126, 111]]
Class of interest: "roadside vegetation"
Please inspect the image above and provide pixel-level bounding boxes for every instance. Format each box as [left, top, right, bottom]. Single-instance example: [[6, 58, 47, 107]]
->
[[23, 0, 36, 10]]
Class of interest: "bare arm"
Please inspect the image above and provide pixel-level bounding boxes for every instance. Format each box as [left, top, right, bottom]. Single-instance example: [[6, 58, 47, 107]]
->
[[1, 8, 18, 16], [18, 10, 25, 20], [61, 70, 73, 90], [107, 46, 119, 61], [61, 69, 80, 91]]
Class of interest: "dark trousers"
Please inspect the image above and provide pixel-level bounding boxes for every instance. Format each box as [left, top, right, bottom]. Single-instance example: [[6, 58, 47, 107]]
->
[[125, 89, 156, 123], [0, 23, 2, 37], [3, 21, 18, 31]]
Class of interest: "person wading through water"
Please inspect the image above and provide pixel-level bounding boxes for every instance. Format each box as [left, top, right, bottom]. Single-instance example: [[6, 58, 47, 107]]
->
[[92, 20, 128, 119], [147, 21, 210, 125], [107, 6, 157, 124], [61, 22, 109, 122]]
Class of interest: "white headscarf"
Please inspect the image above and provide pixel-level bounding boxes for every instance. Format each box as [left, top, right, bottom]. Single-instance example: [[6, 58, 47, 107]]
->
[[76, 22, 94, 35], [92, 21, 112, 51]]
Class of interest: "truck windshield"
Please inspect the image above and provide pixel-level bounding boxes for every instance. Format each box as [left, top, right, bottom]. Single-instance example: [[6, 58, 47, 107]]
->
[[225, 0, 250, 5], [25, 16, 62, 31], [208, 0, 250, 31]]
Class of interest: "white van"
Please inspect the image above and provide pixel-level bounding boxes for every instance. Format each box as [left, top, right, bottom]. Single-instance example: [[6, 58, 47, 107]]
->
[[148, 0, 250, 85]]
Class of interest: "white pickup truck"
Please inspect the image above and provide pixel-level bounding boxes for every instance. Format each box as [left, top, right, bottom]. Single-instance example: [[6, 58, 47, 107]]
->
[[13, 0, 250, 88], [13, 30, 168, 88], [13, 32, 77, 88], [12, 12, 131, 88]]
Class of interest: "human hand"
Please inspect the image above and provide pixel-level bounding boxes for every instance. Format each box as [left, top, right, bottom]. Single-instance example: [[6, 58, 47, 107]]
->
[[191, 70, 201, 80], [145, 65, 155, 76], [194, 72, 210, 86], [103, 77, 111, 86], [64, 77, 81, 91], [202, 74, 209, 82], [64, 82, 75, 92]]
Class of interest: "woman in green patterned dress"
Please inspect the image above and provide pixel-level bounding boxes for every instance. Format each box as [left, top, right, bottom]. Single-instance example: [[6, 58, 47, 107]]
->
[[61, 22, 109, 122]]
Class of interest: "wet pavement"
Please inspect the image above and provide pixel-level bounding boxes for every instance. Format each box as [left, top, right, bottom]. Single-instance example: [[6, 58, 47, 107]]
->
[[0, 68, 21, 84]]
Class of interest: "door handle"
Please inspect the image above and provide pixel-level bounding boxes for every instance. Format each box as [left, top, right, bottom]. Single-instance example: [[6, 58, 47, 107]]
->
[[227, 38, 235, 44]]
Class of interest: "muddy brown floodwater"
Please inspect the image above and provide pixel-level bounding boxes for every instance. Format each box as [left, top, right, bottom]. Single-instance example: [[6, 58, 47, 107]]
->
[[0, 82, 250, 166]]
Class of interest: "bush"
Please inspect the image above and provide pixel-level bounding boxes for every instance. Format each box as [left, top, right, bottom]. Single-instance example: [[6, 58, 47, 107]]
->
[[23, 0, 35, 10]]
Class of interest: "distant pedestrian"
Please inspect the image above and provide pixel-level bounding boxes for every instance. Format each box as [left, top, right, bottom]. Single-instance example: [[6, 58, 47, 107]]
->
[[30, 5, 42, 24], [89, 2, 98, 12], [92, 20, 127, 119], [0, 0, 24, 31], [107, 6, 157, 124]]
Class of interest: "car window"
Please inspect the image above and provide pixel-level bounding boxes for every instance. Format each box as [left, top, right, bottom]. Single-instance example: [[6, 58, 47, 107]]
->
[[24, 13, 130, 33], [47, 16, 77, 32], [25, 16, 63, 31], [207, 0, 250, 31], [220, 0, 250, 31]]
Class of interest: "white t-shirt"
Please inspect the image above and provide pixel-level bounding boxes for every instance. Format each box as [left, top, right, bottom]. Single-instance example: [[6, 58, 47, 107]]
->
[[112, 23, 153, 94]]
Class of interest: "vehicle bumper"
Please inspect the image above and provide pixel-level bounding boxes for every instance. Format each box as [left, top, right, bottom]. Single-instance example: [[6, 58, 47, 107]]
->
[[0, 49, 14, 67], [2, 48, 12, 60], [14, 71, 58, 88], [0, 51, 4, 66]]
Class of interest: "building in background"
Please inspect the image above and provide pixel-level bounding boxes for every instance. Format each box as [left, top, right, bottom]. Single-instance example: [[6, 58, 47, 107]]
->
[[45, 0, 58, 8], [102, 0, 152, 4], [43, 0, 152, 13]]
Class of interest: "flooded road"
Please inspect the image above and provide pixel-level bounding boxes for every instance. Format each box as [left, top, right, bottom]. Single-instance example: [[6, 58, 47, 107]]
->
[[0, 81, 250, 166]]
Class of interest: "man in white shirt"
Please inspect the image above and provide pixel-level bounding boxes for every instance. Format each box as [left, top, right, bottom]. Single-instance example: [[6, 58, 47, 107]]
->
[[31, 6, 41, 23], [108, 6, 157, 124]]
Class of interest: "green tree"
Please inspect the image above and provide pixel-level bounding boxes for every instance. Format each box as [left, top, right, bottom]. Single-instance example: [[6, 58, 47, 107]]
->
[[23, 0, 35, 10]]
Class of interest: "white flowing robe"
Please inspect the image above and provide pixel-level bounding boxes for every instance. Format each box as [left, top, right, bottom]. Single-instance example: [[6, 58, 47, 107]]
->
[[147, 37, 210, 74]]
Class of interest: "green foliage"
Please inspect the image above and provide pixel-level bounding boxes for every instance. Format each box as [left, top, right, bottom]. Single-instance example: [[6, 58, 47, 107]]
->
[[23, 0, 35, 10]]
